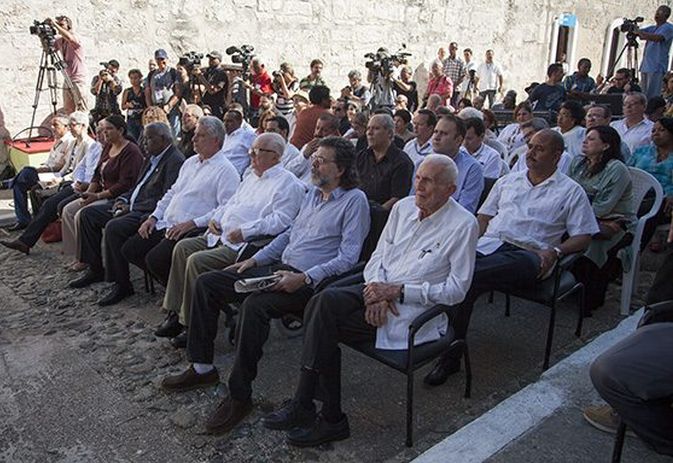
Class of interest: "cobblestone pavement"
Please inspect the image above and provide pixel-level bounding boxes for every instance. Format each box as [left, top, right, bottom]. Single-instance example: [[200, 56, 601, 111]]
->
[[0, 231, 662, 462]]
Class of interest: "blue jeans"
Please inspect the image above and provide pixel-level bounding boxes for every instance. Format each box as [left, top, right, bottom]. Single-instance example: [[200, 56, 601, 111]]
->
[[4, 167, 40, 225]]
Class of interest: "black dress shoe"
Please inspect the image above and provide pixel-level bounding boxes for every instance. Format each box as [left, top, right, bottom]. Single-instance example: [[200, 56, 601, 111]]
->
[[155, 311, 184, 338], [262, 399, 316, 431], [286, 413, 350, 448], [0, 239, 30, 255], [68, 269, 104, 289], [170, 330, 187, 349], [5, 222, 28, 232], [98, 284, 134, 306], [423, 357, 461, 387]]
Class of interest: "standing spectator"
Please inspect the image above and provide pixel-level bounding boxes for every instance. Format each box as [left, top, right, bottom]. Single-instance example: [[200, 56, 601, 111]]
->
[[563, 58, 596, 94], [636, 5, 673, 99], [610, 92, 654, 154], [461, 48, 478, 99], [272, 62, 299, 116], [527, 63, 566, 112], [299, 59, 325, 91], [90, 60, 122, 125], [392, 65, 418, 112], [342, 70, 371, 107], [243, 58, 273, 125], [145, 49, 180, 137], [121, 69, 146, 142], [290, 85, 332, 149], [475, 49, 503, 108], [554, 100, 586, 158], [430, 47, 447, 70], [175, 64, 203, 106], [424, 62, 453, 107], [443, 42, 466, 106], [47, 15, 87, 112], [194, 51, 229, 120]]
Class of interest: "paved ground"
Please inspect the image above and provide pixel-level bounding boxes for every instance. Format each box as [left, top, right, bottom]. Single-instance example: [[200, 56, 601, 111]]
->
[[0, 192, 667, 462]]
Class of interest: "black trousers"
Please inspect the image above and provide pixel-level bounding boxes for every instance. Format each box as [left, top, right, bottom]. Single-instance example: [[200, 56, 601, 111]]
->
[[78, 201, 118, 274], [297, 284, 376, 410], [18, 185, 77, 248], [102, 211, 148, 287], [647, 252, 673, 304], [187, 264, 313, 394], [135, 227, 206, 287], [590, 322, 673, 456]]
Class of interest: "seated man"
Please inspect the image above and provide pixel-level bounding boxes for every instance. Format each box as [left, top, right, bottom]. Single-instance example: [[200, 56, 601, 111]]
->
[[119, 116, 241, 292], [261, 155, 479, 446], [425, 129, 599, 386], [610, 92, 654, 155], [462, 117, 508, 178], [263, 115, 300, 169], [403, 109, 436, 169], [431, 114, 484, 213], [355, 114, 414, 210], [177, 104, 203, 158], [1, 116, 73, 231], [155, 132, 306, 344], [221, 109, 257, 176], [510, 118, 572, 174], [1, 116, 101, 254], [285, 113, 341, 183], [68, 123, 184, 305], [159, 136, 370, 437]]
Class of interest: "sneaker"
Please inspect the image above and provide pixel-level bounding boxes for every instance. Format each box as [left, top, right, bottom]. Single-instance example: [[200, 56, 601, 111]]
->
[[583, 404, 635, 436]]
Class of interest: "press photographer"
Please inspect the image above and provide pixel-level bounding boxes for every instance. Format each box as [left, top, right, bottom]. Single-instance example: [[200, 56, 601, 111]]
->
[[365, 46, 411, 110], [272, 62, 299, 116], [43, 16, 87, 112], [633, 5, 673, 99], [90, 60, 122, 125], [191, 51, 229, 119], [176, 51, 205, 106]]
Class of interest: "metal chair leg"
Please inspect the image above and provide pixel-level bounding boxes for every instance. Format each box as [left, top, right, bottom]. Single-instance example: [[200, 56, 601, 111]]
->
[[543, 302, 557, 370], [405, 370, 414, 447], [463, 342, 472, 399], [612, 421, 627, 462], [575, 285, 585, 338]]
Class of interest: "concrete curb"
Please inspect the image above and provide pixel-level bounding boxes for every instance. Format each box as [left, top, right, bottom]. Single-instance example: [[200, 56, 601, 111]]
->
[[412, 310, 642, 463]]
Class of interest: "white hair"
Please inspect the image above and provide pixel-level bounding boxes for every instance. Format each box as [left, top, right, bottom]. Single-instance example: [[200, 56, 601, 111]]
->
[[68, 111, 88, 126], [420, 154, 458, 186], [457, 107, 484, 120], [197, 116, 226, 146], [254, 132, 286, 157]]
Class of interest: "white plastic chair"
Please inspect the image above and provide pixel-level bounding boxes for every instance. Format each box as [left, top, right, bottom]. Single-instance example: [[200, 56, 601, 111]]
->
[[618, 167, 664, 314]]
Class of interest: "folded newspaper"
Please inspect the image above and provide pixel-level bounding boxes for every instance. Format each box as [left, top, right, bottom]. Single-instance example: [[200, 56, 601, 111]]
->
[[234, 274, 282, 293]]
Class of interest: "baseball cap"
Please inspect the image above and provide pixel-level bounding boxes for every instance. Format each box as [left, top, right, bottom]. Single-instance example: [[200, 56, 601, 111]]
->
[[207, 50, 223, 60], [154, 49, 169, 60]]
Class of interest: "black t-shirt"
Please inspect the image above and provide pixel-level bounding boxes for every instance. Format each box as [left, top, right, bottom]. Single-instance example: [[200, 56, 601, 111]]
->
[[528, 83, 566, 111], [355, 144, 414, 204], [201, 66, 229, 112], [394, 80, 419, 112]]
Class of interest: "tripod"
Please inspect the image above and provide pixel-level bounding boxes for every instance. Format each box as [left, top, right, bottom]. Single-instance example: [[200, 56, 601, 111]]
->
[[27, 46, 77, 144], [607, 33, 640, 85]]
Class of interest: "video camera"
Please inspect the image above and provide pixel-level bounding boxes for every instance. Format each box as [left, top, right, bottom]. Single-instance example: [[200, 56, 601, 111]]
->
[[179, 51, 204, 71], [620, 16, 644, 34], [364, 45, 411, 77], [29, 20, 57, 51], [226, 45, 255, 77]]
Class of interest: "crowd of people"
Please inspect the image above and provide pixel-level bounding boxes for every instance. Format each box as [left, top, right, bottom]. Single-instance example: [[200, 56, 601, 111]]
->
[[0, 5, 672, 456]]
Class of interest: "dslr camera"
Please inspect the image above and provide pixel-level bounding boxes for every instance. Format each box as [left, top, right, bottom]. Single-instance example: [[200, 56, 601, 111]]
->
[[365, 45, 411, 77], [179, 51, 204, 72], [29, 20, 57, 51], [226, 45, 255, 77]]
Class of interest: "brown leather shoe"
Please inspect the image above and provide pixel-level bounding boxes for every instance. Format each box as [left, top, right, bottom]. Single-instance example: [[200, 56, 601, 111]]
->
[[0, 239, 30, 255], [205, 397, 253, 435], [160, 366, 219, 392]]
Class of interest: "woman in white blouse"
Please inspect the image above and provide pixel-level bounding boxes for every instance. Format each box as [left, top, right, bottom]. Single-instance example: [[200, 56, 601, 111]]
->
[[554, 100, 586, 158], [497, 102, 533, 154]]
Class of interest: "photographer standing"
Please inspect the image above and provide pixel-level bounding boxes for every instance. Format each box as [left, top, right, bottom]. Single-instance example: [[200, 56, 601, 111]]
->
[[636, 5, 673, 99], [144, 49, 180, 137], [46, 16, 87, 112], [90, 60, 122, 126], [193, 51, 229, 119], [272, 62, 299, 117]]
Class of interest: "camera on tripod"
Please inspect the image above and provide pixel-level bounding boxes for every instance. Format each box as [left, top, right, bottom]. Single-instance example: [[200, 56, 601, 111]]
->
[[178, 51, 204, 72], [226, 45, 255, 76], [620, 16, 644, 34], [29, 20, 57, 51], [364, 45, 411, 76]]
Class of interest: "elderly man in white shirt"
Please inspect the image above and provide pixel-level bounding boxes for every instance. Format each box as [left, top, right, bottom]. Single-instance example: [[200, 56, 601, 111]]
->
[[128, 116, 240, 292], [222, 109, 257, 176], [154, 132, 307, 345], [425, 129, 599, 386], [610, 92, 654, 154], [261, 154, 479, 447], [463, 117, 509, 178]]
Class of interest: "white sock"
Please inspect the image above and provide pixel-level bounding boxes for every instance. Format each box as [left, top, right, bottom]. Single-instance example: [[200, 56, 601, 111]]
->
[[193, 363, 214, 374]]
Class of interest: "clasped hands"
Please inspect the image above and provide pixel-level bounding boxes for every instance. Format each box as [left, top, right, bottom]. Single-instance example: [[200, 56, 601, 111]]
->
[[362, 282, 402, 327]]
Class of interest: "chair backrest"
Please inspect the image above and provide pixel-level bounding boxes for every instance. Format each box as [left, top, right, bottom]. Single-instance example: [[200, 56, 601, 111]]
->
[[477, 177, 498, 210], [627, 167, 664, 247], [359, 201, 390, 262]]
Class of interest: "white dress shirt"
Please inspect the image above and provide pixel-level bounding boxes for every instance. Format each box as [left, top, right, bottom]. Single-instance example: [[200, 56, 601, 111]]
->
[[65, 136, 99, 182], [610, 117, 654, 155], [477, 169, 599, 255], [44, 133, 74, 170], [221, 126, 257, 175], [285, 144, 313, 183], [364, 196, 479, 350], [205, 164, 306, 248], [554, 125, 586, 158], [281, 143, 301, 170], [497, 123, 525, 153], [470, 142, 507, 178], [510, 148, 572, 175], [403, 137, 433, 168], [151, 149, 240, 230]]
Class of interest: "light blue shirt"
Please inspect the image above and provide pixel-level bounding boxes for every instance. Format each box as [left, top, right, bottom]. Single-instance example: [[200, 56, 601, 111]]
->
[[129, 147, 168, 211], [253, 186, 371, 285], [628, 144, 673, 196], [451, 147, 485, 213], [72, 141, 103, 184], [640, 22, 673, 73], [221, 126, 257, 176]]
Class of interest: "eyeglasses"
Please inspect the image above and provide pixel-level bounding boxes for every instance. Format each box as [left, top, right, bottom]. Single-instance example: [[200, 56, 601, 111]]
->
[[311, 154, 336, 165], [249, 147, 278, 157]]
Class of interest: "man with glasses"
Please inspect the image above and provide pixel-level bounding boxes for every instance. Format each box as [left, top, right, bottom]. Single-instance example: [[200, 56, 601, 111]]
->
[[160, 136, 370, 437], [610, 92, 654, 154], [155, 132, 307, 347], [585, 104, 632, 162], [606, 68, 642, 94]]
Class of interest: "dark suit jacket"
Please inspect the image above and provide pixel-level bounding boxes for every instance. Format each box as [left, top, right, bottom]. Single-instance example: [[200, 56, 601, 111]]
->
[[120, 144, 184, 214]]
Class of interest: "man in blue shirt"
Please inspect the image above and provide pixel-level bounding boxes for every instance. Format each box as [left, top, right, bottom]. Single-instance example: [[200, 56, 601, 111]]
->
[[159, 136, 370, 436], [637, 5, 673, 99]]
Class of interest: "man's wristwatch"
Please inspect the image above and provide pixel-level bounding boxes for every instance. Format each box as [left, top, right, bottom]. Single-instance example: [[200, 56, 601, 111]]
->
[[552, 246, 564, 259], [303, 273, 313, 286]]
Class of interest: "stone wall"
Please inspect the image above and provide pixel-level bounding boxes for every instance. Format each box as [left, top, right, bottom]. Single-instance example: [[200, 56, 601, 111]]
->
[[0, 0, 660, 136]]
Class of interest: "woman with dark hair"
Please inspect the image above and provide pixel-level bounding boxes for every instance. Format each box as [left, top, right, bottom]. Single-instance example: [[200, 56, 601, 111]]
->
[[629, 117, 673, 251], [555, 100, 586, 158], [393, 109, 414, 142], [61, 115, 144, 270], [497, 101, 533, 153], [570, 125, 635, 312]]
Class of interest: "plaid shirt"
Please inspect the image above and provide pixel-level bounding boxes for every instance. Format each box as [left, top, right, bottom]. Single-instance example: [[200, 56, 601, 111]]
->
[[442, 57, 466, 86]]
